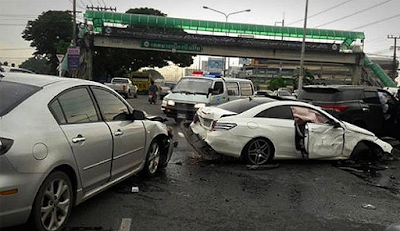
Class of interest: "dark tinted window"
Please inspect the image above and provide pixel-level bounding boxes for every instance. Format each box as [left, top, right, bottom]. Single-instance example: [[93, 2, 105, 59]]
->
[[92, 88, 130, 121], [363, 91, 380, 104], [49, 100, 66, 124], [298, 88, 339, 101], [0, 81, 40, 116], [341, 90, 362, 100], [226, 82, 239, 96], [213, 82, 224, 95], [256, 106, 293, 119], [217, 98, 275, 113], [58, 88, 99, 124], [240, 82, 253, 96]]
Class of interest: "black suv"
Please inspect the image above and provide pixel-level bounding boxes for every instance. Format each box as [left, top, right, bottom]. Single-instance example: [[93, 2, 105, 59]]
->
[[298, 85, 400, 138]]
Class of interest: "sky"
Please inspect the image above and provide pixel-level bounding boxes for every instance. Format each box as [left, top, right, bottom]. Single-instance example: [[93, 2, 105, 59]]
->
[[1, 0, 399, 66]]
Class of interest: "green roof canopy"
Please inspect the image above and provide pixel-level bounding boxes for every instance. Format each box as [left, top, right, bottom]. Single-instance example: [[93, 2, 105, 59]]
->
[[85, 10, 365, 42]]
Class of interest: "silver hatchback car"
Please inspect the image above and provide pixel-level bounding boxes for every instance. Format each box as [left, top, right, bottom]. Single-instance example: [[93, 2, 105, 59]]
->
[[0, 73, 174, 231]]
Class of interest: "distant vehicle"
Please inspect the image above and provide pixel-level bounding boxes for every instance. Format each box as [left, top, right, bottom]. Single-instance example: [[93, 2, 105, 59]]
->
[[155, 80, 177, 100], [130, 71, 152, 93], [162, 76, 254, 123], [0, 65, 33, 74], [273, 89, 297, 100], [0, 72, 175, 231], [255, 90, 274, 96], [105, 77, 138, 98], [189, 97, 392, 165], [298, 85, 400, 139]]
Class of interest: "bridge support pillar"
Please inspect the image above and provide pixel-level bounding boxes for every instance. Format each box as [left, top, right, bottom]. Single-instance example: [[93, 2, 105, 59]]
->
[[351, 65, 362, 85]]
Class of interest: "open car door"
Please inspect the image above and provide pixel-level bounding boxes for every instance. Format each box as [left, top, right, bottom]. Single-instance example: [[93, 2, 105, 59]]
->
[[304, 123, 344, 159]]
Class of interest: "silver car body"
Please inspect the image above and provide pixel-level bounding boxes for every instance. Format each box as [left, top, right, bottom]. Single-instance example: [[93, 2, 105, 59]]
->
[[0, 73, 172, 228], [190, 100, 392, 160]]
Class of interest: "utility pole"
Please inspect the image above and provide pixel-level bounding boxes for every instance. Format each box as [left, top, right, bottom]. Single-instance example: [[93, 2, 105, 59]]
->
[[388, 35, 399, 79], [72, 0, 77, 47], [298, 0, 309, 90]]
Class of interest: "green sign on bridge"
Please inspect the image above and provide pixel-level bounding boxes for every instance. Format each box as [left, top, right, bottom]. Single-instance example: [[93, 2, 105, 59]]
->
[[140, 40, 202, 52]]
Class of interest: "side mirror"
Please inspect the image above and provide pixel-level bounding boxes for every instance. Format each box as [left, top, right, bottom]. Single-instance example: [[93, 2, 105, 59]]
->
[[333, 121, 341, 128], [132, 110, 145, 120]]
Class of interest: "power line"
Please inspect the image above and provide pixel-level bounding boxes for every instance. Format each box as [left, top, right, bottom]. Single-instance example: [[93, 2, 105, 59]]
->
[[287, 0, 355, 26], [101, 0, 107, 7], [96, 0, 103, 7], [351, 13, 400, 30], [315, 0, 393, 28]]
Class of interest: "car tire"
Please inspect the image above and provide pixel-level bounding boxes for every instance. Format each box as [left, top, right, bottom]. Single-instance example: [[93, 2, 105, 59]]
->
[[141, 140, 161, 177], [30, 171, 73, 231], [243, 138, 274, 165]]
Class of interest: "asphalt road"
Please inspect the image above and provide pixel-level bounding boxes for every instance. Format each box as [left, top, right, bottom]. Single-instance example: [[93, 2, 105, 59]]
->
[[4, 95, 400, 231]]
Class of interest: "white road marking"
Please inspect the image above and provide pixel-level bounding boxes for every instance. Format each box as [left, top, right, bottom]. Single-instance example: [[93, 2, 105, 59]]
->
[[119, 218, 132, 231]]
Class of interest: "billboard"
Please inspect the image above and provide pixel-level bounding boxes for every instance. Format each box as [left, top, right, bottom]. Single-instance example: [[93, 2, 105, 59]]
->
[[207, 58, 224, 73]]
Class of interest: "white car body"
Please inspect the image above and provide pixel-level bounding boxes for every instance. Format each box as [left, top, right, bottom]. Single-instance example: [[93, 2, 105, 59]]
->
[[190, 100, 392, 163], [105, 77, 138, 98]]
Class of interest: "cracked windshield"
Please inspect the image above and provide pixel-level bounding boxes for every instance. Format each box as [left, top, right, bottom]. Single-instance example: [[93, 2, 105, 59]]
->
[[1, 0, 400, 230]]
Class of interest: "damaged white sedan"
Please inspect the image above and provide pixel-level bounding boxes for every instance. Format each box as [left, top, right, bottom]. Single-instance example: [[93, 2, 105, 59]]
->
[[189, 97, 393, 165]]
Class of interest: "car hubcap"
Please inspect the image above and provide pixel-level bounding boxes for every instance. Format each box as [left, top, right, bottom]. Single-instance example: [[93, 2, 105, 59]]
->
[[148, 143, 160, 174], [248, 139, 270, 165], [41, 179, 70, 231]]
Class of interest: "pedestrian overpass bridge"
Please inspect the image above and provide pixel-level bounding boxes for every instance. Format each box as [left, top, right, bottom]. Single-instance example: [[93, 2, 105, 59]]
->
[[81, 10, 396, 87]]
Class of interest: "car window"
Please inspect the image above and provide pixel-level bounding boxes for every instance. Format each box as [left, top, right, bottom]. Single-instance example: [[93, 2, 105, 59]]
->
[[0, 80, 41, 117], [298, 88, 339, 101], [213, 82, 224, 95], [363, 91, 380, 104], [217, 98, 275, 113], [92, 88, 130, 121], [240, 82, 253, 96], [112, 78, 129, 84], [341, 90, 362, 100], [49, 100, 67, 124], [57, 88, 99, 124], [226, 82, 239, 96], [255, 106, 293, 119], [291, 106, 331, 124]]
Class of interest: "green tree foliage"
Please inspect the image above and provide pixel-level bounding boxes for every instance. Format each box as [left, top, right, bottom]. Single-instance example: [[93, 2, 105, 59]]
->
[[20, 56, 51, 74], [268, 77, 287, 90], [22, 11, 72, 74], [93, 8, 193, 80], [293, 68, 315, 89]]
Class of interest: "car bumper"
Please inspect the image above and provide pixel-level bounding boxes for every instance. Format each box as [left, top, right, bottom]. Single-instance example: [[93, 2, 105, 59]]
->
[[190, 122, 247, 158], [0, 156, 42, 228], [162, 106, 197, 120]]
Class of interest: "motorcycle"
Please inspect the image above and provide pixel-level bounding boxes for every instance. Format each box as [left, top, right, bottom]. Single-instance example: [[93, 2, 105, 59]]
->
[[148, 92, 157, 104]]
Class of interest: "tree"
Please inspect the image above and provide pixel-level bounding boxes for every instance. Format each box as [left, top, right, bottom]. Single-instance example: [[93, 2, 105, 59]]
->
[[268, 77, 287, 90], [93, 8, 193, 80], [22, 11, 72, 74], [293, 68, 315, 89], [20, 56, 51, 74]]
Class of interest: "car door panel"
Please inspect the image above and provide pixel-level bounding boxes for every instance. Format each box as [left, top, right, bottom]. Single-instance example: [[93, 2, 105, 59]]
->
[[305, 123, 344, 159], [262, 118, 297, 158], [61, 123, 113, 191], [106, 121, 146, 178]]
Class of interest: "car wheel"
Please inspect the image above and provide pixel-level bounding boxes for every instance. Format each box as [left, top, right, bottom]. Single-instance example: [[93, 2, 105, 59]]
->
[[30, 171, 73, 231], [142, 140, 161, 177], [244, 138, 273, 165]]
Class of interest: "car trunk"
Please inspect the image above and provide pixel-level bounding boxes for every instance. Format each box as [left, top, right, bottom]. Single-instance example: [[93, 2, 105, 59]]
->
[[196, 107, 236, 130]]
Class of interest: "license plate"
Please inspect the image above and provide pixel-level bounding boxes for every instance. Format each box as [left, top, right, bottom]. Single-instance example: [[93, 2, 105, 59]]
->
[[177, 113, 186, 119]]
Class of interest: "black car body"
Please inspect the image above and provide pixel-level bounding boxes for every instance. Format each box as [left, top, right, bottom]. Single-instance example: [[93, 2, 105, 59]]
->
[[298, 85, 400, 138]]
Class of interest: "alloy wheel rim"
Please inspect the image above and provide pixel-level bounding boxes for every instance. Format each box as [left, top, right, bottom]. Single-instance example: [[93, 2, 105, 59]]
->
[[248, 139, 270, 165], [148, 143, 160, 174], [40, 179, 70, 231]]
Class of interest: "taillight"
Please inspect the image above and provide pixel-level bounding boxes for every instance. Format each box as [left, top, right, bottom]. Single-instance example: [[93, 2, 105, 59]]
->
[[0, 138, 14, 155], [193, 114, 199, 123], [212, 121, 237, 131], [321, 105, 348, 112]]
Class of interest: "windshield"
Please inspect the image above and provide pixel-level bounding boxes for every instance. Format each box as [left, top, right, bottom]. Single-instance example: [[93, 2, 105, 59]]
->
[[112, 78, 129, 84], [0, 80, 41, 116], [278, 90, 291, 96], [172, 78, 213, 94]]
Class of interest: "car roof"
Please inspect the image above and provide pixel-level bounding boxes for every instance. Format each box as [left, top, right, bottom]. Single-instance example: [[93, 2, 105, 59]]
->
[[303, 85, 380, 91], [0, 72, 99, 88]]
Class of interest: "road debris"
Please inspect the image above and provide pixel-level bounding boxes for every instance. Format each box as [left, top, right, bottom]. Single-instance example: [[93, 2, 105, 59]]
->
[[131, 186, 139, 193], [246, 164, 280, 170], [361, 203, 376, 210]]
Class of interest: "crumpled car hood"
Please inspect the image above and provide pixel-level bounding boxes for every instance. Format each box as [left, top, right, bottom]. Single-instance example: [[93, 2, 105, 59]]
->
[[343, 121, 375, 137]]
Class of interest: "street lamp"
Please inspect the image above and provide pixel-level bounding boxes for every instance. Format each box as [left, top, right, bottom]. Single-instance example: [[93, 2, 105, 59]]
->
[[298, 0, 309, 90], [203, 6, 251, 76]]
